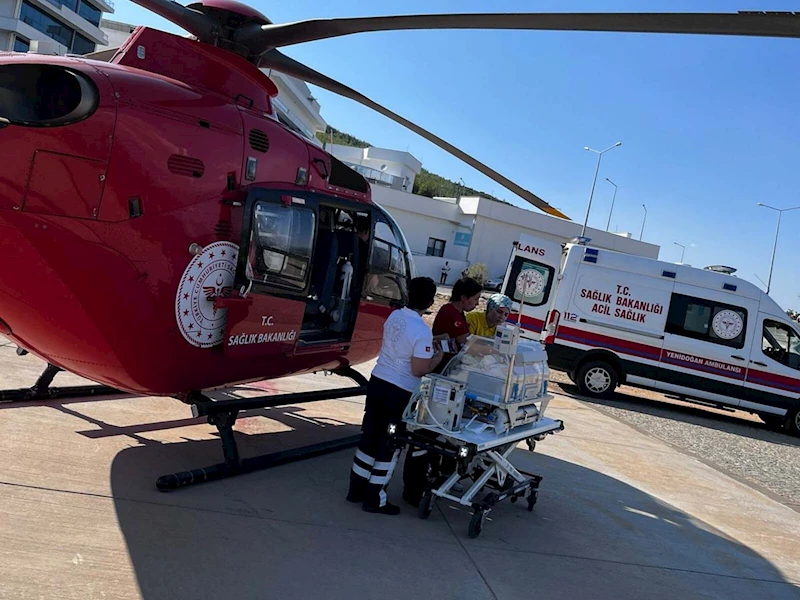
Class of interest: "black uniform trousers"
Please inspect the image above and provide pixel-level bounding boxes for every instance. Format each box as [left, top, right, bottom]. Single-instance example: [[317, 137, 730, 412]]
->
[[348, 376, 428, 508]]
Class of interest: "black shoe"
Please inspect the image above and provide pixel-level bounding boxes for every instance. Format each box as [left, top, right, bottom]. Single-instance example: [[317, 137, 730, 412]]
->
[[402, 490, 421, 508], [362, 502, 401, 515]]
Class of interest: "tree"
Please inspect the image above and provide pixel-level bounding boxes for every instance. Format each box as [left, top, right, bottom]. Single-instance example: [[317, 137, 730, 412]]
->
[[465, 263, 489, 285]]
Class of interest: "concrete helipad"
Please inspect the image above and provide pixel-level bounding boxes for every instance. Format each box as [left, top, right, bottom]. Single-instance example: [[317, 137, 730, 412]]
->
[[1, 344, 799, 599]]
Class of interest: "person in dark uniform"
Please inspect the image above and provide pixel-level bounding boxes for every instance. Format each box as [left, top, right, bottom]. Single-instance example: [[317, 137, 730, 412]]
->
[[402, 276, 483, 505], [346, 277, 443, 515]]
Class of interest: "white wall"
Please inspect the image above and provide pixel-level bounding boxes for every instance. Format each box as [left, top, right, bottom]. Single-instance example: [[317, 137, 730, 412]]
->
[[412, 256, 468, 284], [373, 187, 470, 262], [468, 197, 660, 259], [0, 0, 15, 19], [372, 187, 662, 287]]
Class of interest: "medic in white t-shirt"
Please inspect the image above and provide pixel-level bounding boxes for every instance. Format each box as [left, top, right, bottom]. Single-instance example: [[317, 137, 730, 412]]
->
[[346, 277, 443, 515]]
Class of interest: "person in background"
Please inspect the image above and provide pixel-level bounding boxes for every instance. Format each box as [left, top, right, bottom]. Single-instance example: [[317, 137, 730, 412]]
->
[[440, 261, 451, 285], [346, 277, 443, 516], [431, 277, 483, 372], [466, 293, 513, 338]]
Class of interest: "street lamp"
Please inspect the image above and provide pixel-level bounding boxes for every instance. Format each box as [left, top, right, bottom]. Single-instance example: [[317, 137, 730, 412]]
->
[[674, 242, 686, 263], [604, 178, 618, 232], [581, 142, 622, 237], [639, 204, 647, 241], [757, 202, 800, 295]]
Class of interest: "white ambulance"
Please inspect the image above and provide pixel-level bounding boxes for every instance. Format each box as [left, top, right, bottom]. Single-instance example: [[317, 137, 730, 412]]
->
[[500, 234, 800, 436]]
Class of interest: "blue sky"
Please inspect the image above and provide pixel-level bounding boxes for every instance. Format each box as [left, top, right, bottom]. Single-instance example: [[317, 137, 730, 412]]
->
[[111, 0, 800, 310]]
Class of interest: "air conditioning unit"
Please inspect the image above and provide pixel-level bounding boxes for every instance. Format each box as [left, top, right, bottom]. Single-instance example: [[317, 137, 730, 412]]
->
[[29, 40, 65, 56]]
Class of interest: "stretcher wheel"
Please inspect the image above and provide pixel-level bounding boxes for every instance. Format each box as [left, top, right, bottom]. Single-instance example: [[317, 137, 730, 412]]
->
[[526, 439, 536, 452], [418, 492, 434, 520], [468, 510, 486, 539], [527, 490, 538, 512]]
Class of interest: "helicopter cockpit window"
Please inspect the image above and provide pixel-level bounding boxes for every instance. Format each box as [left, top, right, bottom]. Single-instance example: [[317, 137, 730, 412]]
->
[[0, 64, 98, 127], [247, 202, 315, 292]]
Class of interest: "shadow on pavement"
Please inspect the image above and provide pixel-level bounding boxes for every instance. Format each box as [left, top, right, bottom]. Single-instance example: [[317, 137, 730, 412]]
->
[[109, 416, 800, 600], [552, 380, 800, 449]]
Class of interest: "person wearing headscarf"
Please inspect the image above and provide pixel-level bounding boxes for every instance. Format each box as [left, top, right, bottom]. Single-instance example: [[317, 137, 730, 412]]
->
[[466, 293, 513, 338]]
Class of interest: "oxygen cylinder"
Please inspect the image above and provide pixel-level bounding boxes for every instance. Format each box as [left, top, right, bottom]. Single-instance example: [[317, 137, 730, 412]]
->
[[339, 257, 353, 300]]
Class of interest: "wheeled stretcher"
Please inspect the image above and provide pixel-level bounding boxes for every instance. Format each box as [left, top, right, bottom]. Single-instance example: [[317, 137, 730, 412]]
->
[[390, 412, 563, 538], [389, 324, 565, 538]]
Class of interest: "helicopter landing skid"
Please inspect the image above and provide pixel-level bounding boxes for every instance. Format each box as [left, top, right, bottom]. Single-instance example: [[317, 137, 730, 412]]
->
[[156, 367, 369, 492], [0, 361, 121, 403]]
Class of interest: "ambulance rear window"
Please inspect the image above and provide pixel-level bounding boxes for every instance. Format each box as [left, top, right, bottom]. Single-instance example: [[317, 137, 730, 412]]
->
[[665, 293, 747, 349], [504, 257, 554, 307]]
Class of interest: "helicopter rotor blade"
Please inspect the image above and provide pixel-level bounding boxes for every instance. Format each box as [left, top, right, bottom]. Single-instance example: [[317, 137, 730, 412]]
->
[[127, 0, 219, 42], [236, 11, 800, 53], [259, 49, 568, 219]]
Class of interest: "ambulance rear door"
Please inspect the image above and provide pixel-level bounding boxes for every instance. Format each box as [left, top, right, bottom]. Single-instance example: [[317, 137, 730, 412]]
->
[[501, 233, 562, 339], [561, 249, 674, 388]]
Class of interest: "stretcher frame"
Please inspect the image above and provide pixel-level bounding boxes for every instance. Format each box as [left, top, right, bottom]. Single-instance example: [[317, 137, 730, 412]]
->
[[390, 412, 564, 538]]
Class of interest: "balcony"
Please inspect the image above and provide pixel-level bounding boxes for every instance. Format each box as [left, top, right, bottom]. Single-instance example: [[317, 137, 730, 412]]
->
[[342, 162, 407, 190]]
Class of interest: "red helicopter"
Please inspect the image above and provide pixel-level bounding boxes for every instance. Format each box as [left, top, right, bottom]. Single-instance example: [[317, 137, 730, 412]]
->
[[0, 2, 797, 487]]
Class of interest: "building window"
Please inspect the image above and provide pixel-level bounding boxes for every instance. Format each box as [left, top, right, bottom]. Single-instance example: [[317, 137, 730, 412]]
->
[[42, 0, 79, 14], [246, 202, 316, 292], [762, 320, 800, 370], [13, 36, 30, 52], [426, 237, 446, 258], [71, 32, 94, 54], [20, 1, 74, 48], [665, 293, 747, 349], [77, 0, 101, 26], [503, 257, 555, 307]]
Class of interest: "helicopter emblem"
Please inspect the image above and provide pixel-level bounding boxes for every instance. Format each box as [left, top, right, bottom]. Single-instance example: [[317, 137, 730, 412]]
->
[[175, 241, 239, 349]]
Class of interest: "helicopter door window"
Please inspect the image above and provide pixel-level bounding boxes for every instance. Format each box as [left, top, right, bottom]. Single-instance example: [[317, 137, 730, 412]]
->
[[248, 202, 315, 293], [366, 218, 409, 303]]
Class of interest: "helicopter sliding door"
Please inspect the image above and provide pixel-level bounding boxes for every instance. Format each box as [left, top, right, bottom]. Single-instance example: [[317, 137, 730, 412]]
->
[[298, 199, 371, 347], [222, 190, 314, 358]]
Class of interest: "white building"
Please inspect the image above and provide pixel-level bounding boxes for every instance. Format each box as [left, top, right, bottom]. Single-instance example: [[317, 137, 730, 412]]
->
[[326, 143, 660, 284], [1, 0, 112, 54], [263, 69, 327, 147], [94, 17, 132, 49], [324, 143, 421, 192]]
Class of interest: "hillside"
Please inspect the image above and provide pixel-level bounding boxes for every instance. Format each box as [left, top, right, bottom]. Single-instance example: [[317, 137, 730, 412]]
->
[[315, 126, 510, 205]]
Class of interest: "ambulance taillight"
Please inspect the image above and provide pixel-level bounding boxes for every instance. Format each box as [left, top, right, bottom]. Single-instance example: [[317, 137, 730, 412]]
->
[[543, 310, 560, 344]]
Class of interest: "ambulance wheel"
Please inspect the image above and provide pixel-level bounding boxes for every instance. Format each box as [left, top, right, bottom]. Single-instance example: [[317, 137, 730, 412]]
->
[[787, 406, 800, 438], [576, 360, 617, 398], [418, 492, 434, 519], [468, 510, 486, 539]]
